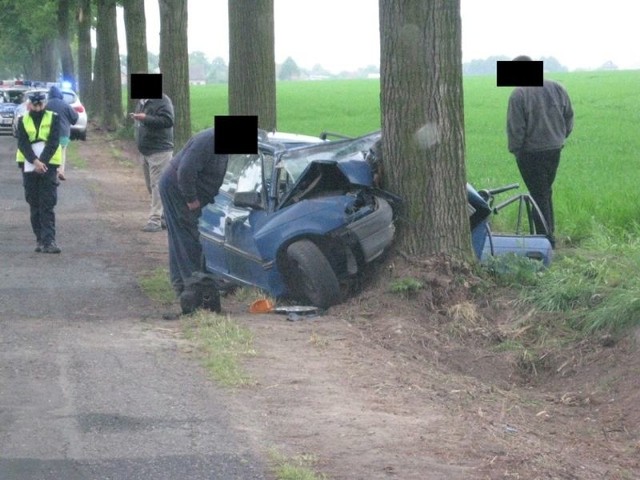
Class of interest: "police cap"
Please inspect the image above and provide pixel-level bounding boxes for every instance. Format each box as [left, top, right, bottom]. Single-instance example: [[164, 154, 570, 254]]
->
[[28, 91, 47, 105]]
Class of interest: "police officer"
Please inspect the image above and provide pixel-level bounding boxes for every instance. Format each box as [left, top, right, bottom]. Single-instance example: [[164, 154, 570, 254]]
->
[[16, 91, 63, 253]]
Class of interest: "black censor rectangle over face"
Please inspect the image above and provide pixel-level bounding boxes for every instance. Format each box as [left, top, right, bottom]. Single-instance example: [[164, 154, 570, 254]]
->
[[496, 61, 543, 87], [129, 73, 163, 99], [214, 116, 258, 155]]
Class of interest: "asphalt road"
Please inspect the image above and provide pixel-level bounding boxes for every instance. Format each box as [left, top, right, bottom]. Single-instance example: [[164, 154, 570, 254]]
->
[[0, 136, 266, 479]]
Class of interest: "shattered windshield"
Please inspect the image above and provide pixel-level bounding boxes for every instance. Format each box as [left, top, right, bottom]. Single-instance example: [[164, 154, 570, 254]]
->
[[276, 131, 381, 186]]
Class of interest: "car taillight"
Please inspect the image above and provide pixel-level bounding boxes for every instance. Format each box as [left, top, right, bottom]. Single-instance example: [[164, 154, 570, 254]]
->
[[74, 105, 85, 113]]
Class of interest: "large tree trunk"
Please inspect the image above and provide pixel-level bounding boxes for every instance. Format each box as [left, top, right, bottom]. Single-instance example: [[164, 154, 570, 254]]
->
[[228, 0, 276, 131], [159, 0, 190, 150], [24, 45, 41, 80], [95, 0, 123, 131], [40, 39, 58, 82], [123, 0, 148, 119], [91, 37, 104, 121], [379, 0, 470, 258], [76, 0, 93, 105], [57, 0, 75, 89]]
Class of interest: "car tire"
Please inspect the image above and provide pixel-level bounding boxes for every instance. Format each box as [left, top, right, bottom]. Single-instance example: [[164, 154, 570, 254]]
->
[[285, 239, 341, 309]]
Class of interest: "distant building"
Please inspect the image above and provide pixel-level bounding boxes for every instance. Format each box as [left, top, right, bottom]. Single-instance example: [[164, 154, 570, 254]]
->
[[189, 64, 206, 85], [598, 60, 618, 71]]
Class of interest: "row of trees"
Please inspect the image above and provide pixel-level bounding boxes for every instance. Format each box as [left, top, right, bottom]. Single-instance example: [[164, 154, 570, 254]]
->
[[0, 0, 472, 259], [0, 0, 192, 148]]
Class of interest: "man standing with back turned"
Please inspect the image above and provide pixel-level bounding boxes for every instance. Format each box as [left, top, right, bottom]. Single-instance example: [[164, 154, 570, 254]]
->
[[45, 85, 78, 181], [507, 55, 574, 248]]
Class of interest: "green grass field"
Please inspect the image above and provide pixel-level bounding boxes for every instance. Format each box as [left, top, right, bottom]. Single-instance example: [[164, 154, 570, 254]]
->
[[186, 71, 640, 244]]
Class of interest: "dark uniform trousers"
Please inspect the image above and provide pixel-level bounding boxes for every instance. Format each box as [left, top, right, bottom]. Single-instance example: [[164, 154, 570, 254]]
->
[[23, 167, 58, 247]]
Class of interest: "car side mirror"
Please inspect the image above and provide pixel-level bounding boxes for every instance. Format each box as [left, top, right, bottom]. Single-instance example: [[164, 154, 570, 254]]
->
[[233, 191, 263, 210]]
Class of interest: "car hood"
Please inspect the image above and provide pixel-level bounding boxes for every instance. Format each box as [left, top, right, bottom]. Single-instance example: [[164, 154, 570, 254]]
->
[[280, 158, 374, 209], [277, 131, 381, 207]]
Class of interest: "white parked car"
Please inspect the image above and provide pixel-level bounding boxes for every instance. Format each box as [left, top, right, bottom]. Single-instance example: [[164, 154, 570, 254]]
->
[[12, 87, 88, 140]]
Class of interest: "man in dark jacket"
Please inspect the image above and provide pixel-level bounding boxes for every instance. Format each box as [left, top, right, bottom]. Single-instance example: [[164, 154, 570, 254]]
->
[[16, 91, 62, 253], [159, 128, 228, 311], [45, 85, 78, 181], [132, 93, 174, 232], [507, 55, 574, 248]]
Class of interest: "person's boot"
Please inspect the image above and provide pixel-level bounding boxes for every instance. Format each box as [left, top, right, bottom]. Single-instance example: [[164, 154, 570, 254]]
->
[[42, 242, 61, 254]]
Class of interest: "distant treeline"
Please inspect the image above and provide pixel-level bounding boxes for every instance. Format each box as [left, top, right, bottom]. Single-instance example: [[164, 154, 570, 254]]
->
[[463, 56, 569, 75]]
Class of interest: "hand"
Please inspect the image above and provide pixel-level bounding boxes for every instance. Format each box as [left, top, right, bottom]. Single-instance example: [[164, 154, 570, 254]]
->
[[33, 159, 48, 174], [131, 113, 146, 121], [187, 199, 201, 211]]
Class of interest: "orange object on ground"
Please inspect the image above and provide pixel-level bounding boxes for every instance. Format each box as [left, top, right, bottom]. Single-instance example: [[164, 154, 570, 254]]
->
[[249, 298, 274, 313]]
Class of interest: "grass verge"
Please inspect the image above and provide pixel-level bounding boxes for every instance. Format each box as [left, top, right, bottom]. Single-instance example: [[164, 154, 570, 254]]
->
[[519, 233, 640, 334], [487, 227, 640, 343], [181, 310, 255, 387], [137, 270, 257, 386], [269, 450, 327, 480], [138, 267, 175, 306], [65, 140, 87, 169]]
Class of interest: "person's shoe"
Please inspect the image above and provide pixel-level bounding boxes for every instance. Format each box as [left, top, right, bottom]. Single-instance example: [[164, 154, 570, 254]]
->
[[35, 242, 43, 253], [42, 243, 61, 254], [142, 222, 163, 232]]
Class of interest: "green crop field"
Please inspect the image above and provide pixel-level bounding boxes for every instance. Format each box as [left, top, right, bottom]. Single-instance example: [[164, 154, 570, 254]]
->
[[185, 70, 640, 244]]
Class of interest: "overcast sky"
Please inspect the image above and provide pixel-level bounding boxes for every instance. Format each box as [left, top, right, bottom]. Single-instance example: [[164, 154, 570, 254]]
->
[[121, 0, 640, 73]]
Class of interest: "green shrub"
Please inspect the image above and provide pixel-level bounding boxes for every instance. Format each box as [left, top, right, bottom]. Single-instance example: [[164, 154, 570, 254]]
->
[[389, 277, 424, 297]]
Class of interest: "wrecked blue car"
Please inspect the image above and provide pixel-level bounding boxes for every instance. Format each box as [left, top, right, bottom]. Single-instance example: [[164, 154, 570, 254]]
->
[[199, 131, 396, 308], [199, 131, 552, 309]]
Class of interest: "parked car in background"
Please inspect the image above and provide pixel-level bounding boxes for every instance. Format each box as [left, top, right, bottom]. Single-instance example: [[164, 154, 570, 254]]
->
[[12, 87, 87, 140], [199, 131, 398, 308], [0, 86, 28, 135]]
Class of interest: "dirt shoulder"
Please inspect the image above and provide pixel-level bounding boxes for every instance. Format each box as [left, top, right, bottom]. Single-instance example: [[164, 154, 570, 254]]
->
[[78, 129, 640, 480]]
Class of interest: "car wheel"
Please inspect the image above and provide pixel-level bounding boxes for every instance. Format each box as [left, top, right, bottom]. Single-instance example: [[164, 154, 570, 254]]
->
[[284, 239, 341, 308]]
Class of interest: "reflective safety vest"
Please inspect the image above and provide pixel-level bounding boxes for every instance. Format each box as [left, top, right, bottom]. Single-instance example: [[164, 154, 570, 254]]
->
[[16, 111, 62, 165]]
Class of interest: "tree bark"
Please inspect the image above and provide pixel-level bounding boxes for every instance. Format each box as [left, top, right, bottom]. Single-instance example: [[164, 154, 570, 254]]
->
[[39, 38, 58, 82], [76, 0, 93, 104], [91, 34, 104, 121], [159, 0, 190, 150], [57, 0, 75, 89], [379, 0, 470, 258], [95, 0, 123, 131], [228, 0, 276, 131], [123, 0, 149, 120]]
